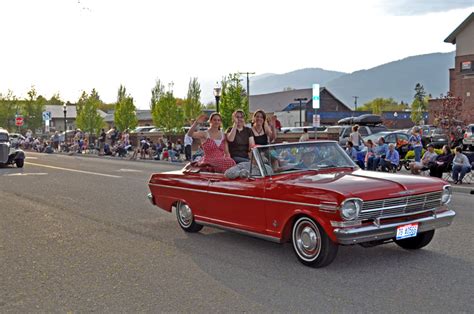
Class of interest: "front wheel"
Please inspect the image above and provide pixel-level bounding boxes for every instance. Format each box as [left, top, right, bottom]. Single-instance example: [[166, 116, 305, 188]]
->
[[395, 230, 434, 250], [292, 217, 338, 268], [175, 201, 203, 233], [16, 159, 24, 168]]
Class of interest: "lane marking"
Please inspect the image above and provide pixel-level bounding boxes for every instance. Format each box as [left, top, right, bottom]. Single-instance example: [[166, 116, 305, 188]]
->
[[25, 162, 122, 178], [117, 168, 143, 173], [4, 173, 48, 177]]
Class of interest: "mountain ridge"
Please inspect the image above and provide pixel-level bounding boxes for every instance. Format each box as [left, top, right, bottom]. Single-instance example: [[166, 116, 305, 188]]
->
[[249, 51, 455, 109]]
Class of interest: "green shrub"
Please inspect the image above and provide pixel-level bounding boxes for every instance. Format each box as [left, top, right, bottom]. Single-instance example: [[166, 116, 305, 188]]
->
[[404, 148, 443, 160]]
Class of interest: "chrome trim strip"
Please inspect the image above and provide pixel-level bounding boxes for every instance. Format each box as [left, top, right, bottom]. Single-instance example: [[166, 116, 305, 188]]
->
[[148, 183, 337, 210], [195, 220, 282, 243]]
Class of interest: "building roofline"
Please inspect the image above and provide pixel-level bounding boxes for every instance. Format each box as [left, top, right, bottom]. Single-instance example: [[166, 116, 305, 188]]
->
[[444, 12, 474, 44], [320, 87, 352, 111]]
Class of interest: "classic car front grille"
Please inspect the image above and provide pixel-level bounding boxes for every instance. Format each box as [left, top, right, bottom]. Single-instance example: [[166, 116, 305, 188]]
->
[[0, 144, 8, 163], [359, 191, 442, 220]]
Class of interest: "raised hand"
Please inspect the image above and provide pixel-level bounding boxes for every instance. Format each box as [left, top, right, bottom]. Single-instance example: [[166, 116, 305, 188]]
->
[[196, 114, 207, 124]]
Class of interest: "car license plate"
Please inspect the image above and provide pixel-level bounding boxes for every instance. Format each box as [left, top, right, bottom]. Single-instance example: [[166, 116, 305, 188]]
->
[[396, 223, 418, 240]]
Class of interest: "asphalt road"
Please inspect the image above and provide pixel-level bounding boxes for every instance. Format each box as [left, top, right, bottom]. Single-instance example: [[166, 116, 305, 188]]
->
[[1, 152, 473, 313]]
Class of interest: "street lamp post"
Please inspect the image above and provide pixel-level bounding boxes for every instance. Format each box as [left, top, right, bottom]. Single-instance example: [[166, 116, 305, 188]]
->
[[63, 103, 67, 142], [294, 97, 308, 127], [213, 82, 222, 113]]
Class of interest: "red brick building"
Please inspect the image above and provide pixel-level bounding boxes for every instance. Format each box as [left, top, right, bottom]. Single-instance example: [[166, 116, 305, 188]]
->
[[430, 13, 474, 124]]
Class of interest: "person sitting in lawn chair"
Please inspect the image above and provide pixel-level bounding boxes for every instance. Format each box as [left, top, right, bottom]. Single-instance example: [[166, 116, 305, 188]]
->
[[381, 143, 400, 172]]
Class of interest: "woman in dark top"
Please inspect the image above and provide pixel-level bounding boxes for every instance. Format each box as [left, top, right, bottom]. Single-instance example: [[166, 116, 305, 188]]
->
[[251, 109, 277, 146], [429, 145, 453, 178], [226, 110, 255, 163]]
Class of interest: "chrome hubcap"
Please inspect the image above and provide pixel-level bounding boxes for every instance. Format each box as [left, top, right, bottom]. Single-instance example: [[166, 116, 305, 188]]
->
[[178, 203, 193, 227], [294, 219, 321, 260]]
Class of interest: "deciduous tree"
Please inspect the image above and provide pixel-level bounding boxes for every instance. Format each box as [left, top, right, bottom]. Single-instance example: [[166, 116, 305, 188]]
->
[[357, 98, 408, 114], [219, 73, 249, 129], [432, 92, 465, 134], [22, 86, 45, 132], [151, 88, 184, 135], [114, 85, 138, 132], [76, 90, 105, 138], [184, 77, 202, 122], [0, 90, 18, 131]]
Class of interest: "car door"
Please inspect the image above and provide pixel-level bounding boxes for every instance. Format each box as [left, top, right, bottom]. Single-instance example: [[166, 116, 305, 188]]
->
[[204, 171, 267, 234]]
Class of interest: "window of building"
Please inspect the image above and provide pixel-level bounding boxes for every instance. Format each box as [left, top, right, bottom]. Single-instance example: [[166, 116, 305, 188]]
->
[[461, 61, 472, 72]]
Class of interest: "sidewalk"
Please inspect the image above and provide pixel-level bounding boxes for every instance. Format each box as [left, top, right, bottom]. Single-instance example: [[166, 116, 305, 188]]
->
[[28, 150, 186, 166], [397, 167, 473, 195]]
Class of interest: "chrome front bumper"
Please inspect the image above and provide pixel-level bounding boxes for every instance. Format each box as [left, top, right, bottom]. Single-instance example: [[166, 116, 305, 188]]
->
[[147, 193, 155, 205], [334, 210, 456, 245]]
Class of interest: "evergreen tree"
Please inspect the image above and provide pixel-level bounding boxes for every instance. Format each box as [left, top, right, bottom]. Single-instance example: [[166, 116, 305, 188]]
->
[[411, 83, 427, 124], [114, 85, 138, 132], [184, 77, 202, 122]]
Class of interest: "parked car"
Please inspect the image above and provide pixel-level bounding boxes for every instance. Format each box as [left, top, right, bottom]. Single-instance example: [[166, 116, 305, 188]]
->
[[463, 124, 474, 151], [280, 126, 327, 133], [364, 131, 411, 159], [8, 132, 25, 147], [426, 128, 449, 148], [0, 128, 25, 168], [130, 126, 156, 133], [325, 124, 388, 146], [337, 114, 383, 126], [147, 141, 455, 268]]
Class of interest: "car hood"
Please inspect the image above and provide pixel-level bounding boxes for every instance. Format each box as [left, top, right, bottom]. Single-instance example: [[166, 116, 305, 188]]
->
[[274, 169, 446, 202]]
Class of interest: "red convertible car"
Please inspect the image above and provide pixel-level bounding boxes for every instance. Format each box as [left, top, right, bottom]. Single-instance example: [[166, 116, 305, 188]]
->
[[147, 141, 455, 267]]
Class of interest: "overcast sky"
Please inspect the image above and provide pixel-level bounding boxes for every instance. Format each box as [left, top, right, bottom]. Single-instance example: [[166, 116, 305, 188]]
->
[[0, 0, 472, 108]]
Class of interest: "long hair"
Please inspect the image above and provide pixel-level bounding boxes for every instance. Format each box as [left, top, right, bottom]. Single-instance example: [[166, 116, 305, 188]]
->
[[252, 109, 266, 124]]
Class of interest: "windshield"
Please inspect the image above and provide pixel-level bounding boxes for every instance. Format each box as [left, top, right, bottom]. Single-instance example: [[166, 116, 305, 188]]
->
[[0, 133, 8, 142], [363, 131, 390, 143], [256, 142, 356, 175]]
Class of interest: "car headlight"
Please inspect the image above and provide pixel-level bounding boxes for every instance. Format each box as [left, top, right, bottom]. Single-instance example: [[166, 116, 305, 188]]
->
[[340, 198, 363, 221], [441, 185, 452, 205]]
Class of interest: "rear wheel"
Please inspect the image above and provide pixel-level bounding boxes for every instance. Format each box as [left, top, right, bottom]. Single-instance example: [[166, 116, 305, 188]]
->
[[395, 230, 434, 250], [175, 201, 203, 233], [292, 217, 338, 268], [16, 159, 24, 168]]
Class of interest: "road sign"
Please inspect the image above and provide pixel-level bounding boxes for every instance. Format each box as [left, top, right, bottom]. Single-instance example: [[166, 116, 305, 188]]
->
[[312, 84, 320, 109], [15, 116, 24, 127], [312, 114, 320, 127], [42, 111, 52, 121]]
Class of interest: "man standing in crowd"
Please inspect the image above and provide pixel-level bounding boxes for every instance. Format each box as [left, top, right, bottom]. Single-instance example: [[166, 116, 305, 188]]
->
[[98, 128, 106, 156], [184, 133, 193, 161]]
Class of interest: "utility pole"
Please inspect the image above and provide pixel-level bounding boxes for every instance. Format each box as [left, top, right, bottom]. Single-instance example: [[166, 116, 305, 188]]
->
[[352, 96, 359, 111], [238, 72, 255, 98]]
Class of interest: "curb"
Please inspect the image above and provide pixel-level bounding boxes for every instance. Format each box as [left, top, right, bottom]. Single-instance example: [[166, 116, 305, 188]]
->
[[451, 185, 474, 195], [27, 151, 186, 166]]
